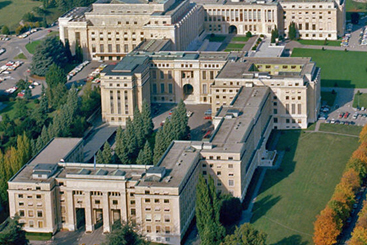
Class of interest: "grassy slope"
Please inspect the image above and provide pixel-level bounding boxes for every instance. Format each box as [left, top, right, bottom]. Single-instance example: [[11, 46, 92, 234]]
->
[[25, 40, 41, 54], [319, 124, 363, 136], [298, 39, 341, 46], [251, 130, 360, 244], [292, 48, 367, 88], [0, 0, 41, 30], [353, 93, 367, 108]]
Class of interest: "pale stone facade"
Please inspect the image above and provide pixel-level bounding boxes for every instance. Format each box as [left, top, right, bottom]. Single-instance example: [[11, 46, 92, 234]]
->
[[58, 0, 345, 60], [101, 52, 320, 129], [280, 0, 345, 40], [8, 85, 278, 245]]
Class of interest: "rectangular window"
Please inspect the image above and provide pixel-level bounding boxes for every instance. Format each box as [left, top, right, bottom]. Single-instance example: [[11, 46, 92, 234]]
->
[[168, 84, 173, 94], [286, 104, 290, 114], [116, 44, 120, 52], [124, 44, 128, 53], [108, 44, 112, 52], [160, 71, 164, 79], [168, 71, 172, 79], [298, 104, 302, 114], [100, 44, 104, 53], [210, 71, 214, 80], [228, 180, 234, 186], [37, 210, 43, 217], [202, 71, 207, 80], [152, 84, 157, 94], [160, 83, 165, 93], [291, 104, 296, 114], [203, 84, 207, 94]]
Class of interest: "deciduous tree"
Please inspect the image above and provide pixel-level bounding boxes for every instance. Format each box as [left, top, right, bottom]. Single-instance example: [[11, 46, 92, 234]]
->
[[221, 223, 267, 245], [313, 207, 342, 245]]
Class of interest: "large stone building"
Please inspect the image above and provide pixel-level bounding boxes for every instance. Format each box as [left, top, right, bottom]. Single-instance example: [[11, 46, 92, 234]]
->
[[101, 52, 320, 129], [8, 84, 278, 244], [58, 0, 345, 60]]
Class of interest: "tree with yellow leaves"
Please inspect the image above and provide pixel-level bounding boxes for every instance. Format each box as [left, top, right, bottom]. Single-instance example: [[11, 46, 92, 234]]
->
[[313, 207, 342, 245]]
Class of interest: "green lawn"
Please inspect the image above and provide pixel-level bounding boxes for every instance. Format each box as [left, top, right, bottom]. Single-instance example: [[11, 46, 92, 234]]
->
[[25, 40, 41, 54], [0, 100, 37, 119], [298, 39, 341, 47], [251, 130, 360, 244], [26, 232, 52, 241], [292, 48, 367, 88], [353, 92, 367, 108], [0, 0, 41, 31], [319, 124, 363, 136], [231, 36, 249, 42], [346, 0, 367, 12], [321, 91, 337, 107], [226, 43, 246, 49], [14, 53, 27, 60]]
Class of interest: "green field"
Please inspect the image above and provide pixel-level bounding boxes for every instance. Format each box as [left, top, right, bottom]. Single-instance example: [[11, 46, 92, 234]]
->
[[346, 0, 367, 12], [0, 0, 41, 31], [353, 92, 367, 108], [14, 52, 27, 59], [292, 48, 367, 88], [231, 36, 250, 42], [0, 100, 37, 119], [298, 39, 341, 47], [25, 40, 41, 54], [319, 124, 362, 136], [251, 130, 360, 244], [321, 91, 337, 106]]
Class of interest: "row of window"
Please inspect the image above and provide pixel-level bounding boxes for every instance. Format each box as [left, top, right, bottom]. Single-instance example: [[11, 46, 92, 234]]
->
[[273, 118, 303, 124], [91, 44, 136, 53], [18, 194, 42, 199], [285, 4, 333, 9], [19, 209, 43, 218], [152, 83, 174, 94], [146, 225, 171, 234]]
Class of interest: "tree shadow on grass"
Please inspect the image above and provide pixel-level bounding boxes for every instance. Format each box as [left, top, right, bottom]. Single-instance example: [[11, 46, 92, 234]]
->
[[250, 194, 281, 223], [0, 1, 11, 10], [272, 235, 309, 245]]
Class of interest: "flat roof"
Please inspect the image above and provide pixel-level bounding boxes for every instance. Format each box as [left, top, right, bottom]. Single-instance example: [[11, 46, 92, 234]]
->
[[210, 87, 269, 150], [138, 141, 200, 188], [135, 39, 172, 52], [217, 57, 313, 79], [10, 138, 83, 183]]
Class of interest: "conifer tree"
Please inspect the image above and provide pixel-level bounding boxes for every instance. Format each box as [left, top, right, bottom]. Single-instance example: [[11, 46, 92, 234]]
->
[[114, 127, 130, 164], [137, 141, 152, 165], [133, 108, 144, 150], [102, 141, 112, 164], [153, 128, 166, 165], [124, 118, 138, 158], [0, 216, 28, 245], [141, 101, 154, 137], [196, 175, 225, 245]]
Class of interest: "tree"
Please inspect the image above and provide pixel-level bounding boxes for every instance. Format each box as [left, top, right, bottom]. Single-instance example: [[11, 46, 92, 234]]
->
[[16, 79, 27, 90], [24, 86, 32, 100], [219, 195, 242, 226], [141, 101, 153, 137], [114, 127, 130, 164], [196, 175, 225, 245], [104, 221, 146, 245], [246, 31, 252, 38], [133, 108, 144, 150], [124, 118, 138, 159], [221, 224, 267, 245], [74, 43, 83, 63], [136, 141, 152, 165], [153, 128, 167, 165], [313, 206, 342, 245], [22, 12, 36, 22], [1, 25, 9, 35], [45, 64, 67, 108], [0, 216, 28, 245], [31, 36, 67, 76], [64, 39, 73, 62], [271, 29, 276, 44], [288, 22, 297, 40], [96, 142, 112, 164], [14, 98, 27, 119]]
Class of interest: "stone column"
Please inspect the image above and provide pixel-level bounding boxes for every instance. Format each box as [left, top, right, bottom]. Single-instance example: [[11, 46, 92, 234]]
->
[[120, 191, 128, 221], [66, 191, 76, 231], [103, 192, 111, 233], [85, 191, 94, 233]]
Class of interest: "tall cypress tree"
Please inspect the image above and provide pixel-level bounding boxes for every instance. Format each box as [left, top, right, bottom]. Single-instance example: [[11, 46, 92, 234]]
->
[[137, 141, 152, 165], [101, 141, 112, 164], [133, 108, 144, 150], [114, 127, 130, 164], [153, 128, 166, 165], [141, 101, 154, 137], [124, 118, 138, 158], [196, 175, 225, 245]]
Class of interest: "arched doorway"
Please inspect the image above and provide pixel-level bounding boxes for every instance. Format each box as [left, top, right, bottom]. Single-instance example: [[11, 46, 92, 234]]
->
[[229, 25, 237, 34], [183, 84, 194, 99]]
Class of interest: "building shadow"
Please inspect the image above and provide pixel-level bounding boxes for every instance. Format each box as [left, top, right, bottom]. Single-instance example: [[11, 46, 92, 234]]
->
[[272, 235, 309, 245], [0, 1, 11, 10], [250, 194, 281, 223]]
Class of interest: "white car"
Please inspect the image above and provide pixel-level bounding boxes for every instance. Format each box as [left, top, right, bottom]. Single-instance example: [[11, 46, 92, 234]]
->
[[187, 111, 193, 117]]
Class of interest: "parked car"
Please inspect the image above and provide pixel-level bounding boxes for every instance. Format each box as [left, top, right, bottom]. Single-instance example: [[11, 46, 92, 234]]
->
[[204, 116, 212, 120], [186, 111, 193, 117], [204, 109, 212, 115]]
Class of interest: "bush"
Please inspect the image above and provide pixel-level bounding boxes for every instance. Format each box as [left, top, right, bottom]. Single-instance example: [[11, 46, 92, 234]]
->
[[246, 31, 252, 38], [1, 25, 9, 35]]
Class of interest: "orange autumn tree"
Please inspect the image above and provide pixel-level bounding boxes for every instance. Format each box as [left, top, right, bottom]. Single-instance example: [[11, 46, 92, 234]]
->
[[352, 142, 367, 163], [313, 206, 342, 245]]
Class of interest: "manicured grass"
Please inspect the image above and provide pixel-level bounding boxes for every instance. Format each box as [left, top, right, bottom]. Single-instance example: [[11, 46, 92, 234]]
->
[[231, 36, 249, 42], [14, 53, 27, 59], [207, 35, 226, 42], [0, 0, 41, 32], [346, 0, 367, 12], [26, 232, 52, 241], [319, 123, 362, 136], [353, 92, 367, 108], [226, 43, 246, 49], [251, 130, 360, 244], [0, 100, 37, 119], [298, 39, 341, 46], [47, 31, 59, 37], [25, 40, 41, 54], [292, 48, 367, 88], [321, 91, 337, 107]]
